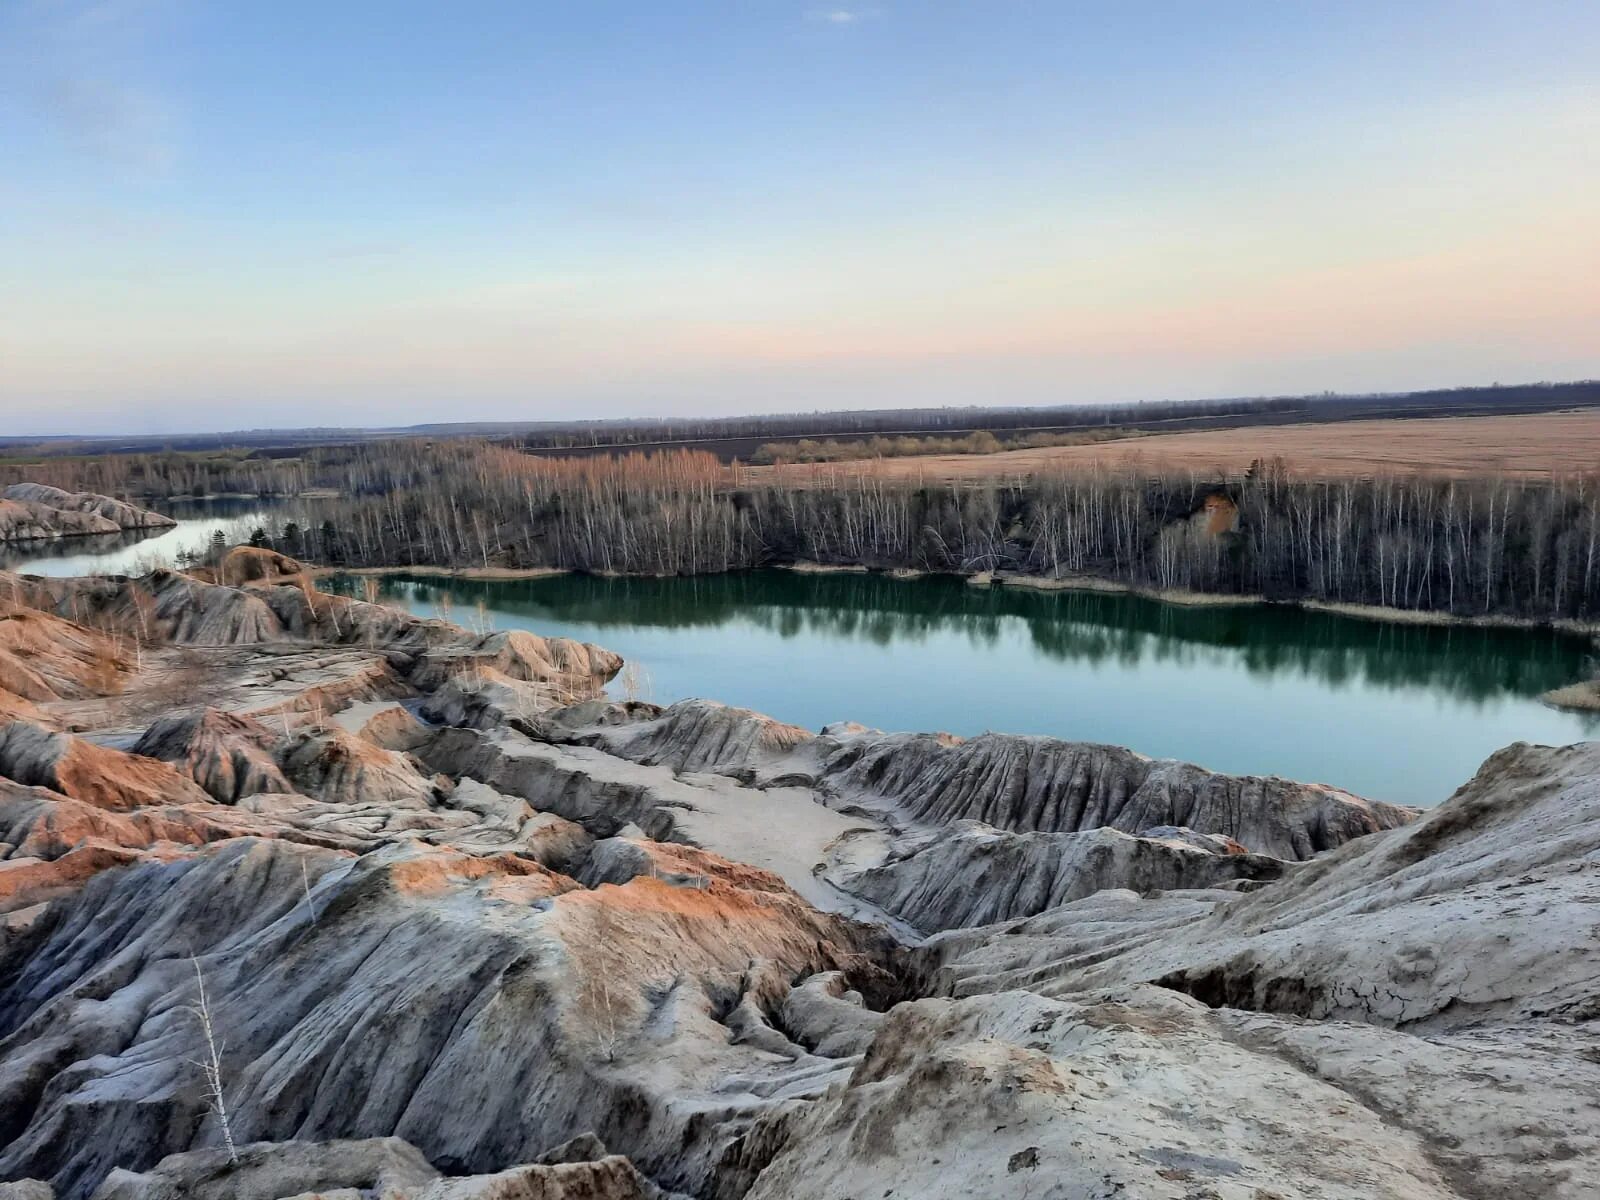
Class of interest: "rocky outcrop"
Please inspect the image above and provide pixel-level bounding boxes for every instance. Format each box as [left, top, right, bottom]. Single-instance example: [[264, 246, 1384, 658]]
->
[[130, 710, 292, 803], [543, 701, 1414, 863], [417, 726, 896, 922], [0, 485, 175, 537], [734, 985, 1497, 1200], [831, 819, 1287, 932], [0, 568, 620, 703], [0, 607, 130, 704], [575, 700, 816, 780], [0, 722, 213, 811], [277, 726, 445, 809], [408, 629, 623, 704], [929, 739, 1600, 1029], [419, 665, 549, 729], [0, 837, 885, 1199], [0, 500, 118, 543], [819, 730, 1415, 860], [91, 1136, 681, 1200]]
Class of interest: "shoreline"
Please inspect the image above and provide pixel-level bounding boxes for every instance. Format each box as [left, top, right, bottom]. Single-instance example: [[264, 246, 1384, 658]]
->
[[318, 559, 1600, 717], [310, 557, 1600, 641], [315, 564, 570, 581]]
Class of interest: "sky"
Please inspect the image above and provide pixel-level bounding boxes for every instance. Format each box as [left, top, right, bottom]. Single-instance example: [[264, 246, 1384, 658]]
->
[[1, 1, 1597, 435]]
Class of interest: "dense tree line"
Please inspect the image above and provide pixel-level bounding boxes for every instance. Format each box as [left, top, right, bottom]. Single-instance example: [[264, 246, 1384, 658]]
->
[[233, 443, 1600, 622], [0, 449, 315, 498], [748, 427, 1132, 465], [7, 432, 1599, 621]]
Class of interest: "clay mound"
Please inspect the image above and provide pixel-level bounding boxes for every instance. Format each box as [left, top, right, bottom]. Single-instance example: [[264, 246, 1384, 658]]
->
[[442, 778, 592, 867], [278, 726, 444, 808], [0, 777, 264, 861], [131, 709, 293, 802], [90, 1135, 438, 1200], [0, 777, 286, 912], [0, 498, 119, 541], [821, 730, 1415, 860], [578, 836, 798, 896], [737, 986, 1477, 1200], [832, 819, 1288, 933], [2, 483, 176, 532], [0, 607, 132, 703], [0, 721, 213, 812], [419, 665, 550, 729], [91, 1136, 677, 1200], [0, 570, 284, 646], [0, 571, 621, 705], [0, 836, 882, 1199], [0, 689, 48, 727], [335, 701, 430, 750], [934, 740, 1600, 1031], [411, 629, 623, 701], [207, 545, 312, 589], [586, 699, 817, 779]]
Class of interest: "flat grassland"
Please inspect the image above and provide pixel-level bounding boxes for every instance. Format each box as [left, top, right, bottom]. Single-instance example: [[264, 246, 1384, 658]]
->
[[759, 409, 1600, 483]]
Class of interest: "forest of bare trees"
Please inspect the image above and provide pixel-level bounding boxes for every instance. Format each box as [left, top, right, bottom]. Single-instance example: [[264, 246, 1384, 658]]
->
[[198, 441, 1600, 623], [8, 432, 1599, 621]]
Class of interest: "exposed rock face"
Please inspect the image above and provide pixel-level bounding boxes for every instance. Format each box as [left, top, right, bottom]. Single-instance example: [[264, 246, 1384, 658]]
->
[[0, 607, 130, 704], [0, 722, 213, 811], [419, 665, 549, 729], [546, 700, 1412, 863], [90, 1136, 438, 1200], [933, 739, 1600, 1029], [577, 700, 816, 780], [408, 629, 624, 704], [0, 568, 620, 704], [130, 709, 292, 802], [0, 837, 883, 1199], [0, 499, 119, 542], [0, 485, 176, 538], [278, 726, 445, 809], [831, 819, 1287, 933], [735, 986, 1481, 1200], [91, 1136, 680, 1200], [818, 729, 1415, 860]]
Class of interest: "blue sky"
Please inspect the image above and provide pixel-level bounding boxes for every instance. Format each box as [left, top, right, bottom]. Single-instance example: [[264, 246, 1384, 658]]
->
[[2, 1, 1597, 434]]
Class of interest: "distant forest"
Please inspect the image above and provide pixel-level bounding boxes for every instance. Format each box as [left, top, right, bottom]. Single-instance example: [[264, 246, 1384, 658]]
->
[[3, 379, 1596, 464], [5, 383, 1600, 623], [140, 441, 1600, 623], [512, 380, 1600, 460]]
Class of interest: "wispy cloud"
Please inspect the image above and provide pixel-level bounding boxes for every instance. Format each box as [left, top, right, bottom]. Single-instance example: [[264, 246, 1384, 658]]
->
[[8, 0, 178, 172], [807, 8, 881, 26], [38, 75, 175, 170]]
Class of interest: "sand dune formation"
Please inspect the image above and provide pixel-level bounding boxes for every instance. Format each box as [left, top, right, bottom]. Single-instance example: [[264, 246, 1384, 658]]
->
[[0, 521, 1596, 1198]]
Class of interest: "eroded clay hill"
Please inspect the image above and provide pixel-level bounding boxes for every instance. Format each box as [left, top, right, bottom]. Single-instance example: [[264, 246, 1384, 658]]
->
[[0, 553, 1595, 1199], [0, 485, 176, 543]]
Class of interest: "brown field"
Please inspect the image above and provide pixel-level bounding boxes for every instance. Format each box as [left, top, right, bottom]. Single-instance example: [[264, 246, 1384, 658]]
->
[[756, 409, 1600, 484]]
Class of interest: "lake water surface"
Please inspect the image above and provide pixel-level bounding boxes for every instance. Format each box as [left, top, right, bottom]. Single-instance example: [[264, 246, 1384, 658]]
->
[[0, 497, 293, 577], [5, 508, 1595, 805], [327, 570, 1599, 807]]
